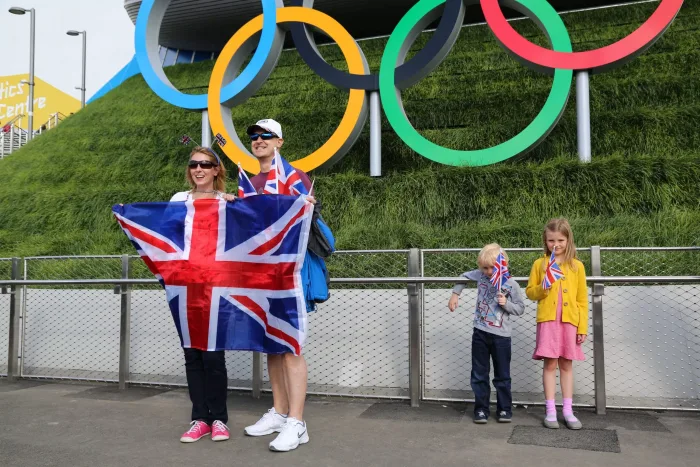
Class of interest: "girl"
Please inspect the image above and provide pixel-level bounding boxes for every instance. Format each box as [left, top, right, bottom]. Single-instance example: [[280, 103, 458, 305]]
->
[[526, 218, 588, 430]]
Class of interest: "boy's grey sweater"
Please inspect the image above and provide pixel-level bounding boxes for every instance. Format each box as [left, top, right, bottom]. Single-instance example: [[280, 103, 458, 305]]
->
[[452, 270, 525, 337]]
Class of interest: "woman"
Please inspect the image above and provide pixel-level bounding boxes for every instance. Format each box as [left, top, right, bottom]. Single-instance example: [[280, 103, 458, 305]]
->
[[173, 146, 234, 443], [171, 146, 233, 202]]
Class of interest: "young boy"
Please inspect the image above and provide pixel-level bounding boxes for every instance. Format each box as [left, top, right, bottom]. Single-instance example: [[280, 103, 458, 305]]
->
[[448, 244, 525, 424]]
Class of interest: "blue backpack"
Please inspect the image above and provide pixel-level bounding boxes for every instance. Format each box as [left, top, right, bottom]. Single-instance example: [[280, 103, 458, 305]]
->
[[301, 213, 335, 312]]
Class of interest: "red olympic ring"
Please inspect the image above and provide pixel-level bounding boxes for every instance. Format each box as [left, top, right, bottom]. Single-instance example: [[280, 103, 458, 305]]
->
[[480, 0, 684, 72]]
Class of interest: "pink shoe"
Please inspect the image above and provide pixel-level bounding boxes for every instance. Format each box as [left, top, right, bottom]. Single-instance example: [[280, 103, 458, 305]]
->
[[180, 420, 211, 443], [211, 420, 230, 442]]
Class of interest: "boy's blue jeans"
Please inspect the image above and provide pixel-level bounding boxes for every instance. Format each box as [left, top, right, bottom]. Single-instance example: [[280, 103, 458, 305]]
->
[[470, 328, 512, 418]]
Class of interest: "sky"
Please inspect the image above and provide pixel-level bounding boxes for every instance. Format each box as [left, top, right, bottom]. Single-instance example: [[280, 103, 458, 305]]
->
[[2, 0, 135, 100]]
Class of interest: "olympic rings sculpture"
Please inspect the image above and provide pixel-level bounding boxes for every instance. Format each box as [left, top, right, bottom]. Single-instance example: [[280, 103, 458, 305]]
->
[[135, 0, 683, 172]]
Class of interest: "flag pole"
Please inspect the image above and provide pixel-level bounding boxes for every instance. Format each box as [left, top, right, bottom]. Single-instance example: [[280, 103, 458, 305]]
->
[[500, 249, 504, 293]]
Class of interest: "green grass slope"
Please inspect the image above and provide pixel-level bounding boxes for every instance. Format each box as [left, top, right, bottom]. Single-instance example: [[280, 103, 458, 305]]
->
[[0, 0, 699, 257]]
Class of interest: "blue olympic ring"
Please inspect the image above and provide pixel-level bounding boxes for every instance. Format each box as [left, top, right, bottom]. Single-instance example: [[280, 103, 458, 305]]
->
[[134, 0, 279, 110]]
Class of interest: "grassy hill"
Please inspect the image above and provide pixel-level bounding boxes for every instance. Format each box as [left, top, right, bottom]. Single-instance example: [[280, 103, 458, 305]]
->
[[1, 0, 699, 258]]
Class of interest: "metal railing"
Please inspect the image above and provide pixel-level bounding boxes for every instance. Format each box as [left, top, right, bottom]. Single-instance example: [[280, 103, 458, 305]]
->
[[36, 112, 67, 135], [0, 118, 28, 158], [1, 248, 699, 413]]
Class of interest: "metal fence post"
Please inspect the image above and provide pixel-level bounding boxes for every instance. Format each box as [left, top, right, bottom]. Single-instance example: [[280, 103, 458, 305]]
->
[[576, 70, 592, 162], [591, 246, 606, 414], [7, 258, 22, 382], [369, 90, 382, 177], [252, 352, 263, 398], [118, 255, 131, 390], [408, 249, 421, 407]]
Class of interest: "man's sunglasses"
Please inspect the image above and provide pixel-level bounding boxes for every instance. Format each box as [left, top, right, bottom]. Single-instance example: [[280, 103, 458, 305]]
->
[[188, 160, 218, 169], [249, 132, 277, 141]]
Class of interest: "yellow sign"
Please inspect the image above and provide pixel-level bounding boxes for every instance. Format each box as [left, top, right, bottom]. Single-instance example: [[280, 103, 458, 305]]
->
[[0, 74, 80, 130]]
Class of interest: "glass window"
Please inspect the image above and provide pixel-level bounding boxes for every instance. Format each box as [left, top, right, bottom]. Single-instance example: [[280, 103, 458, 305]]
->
[[193, 50, 213, 63], [158, 46, 167, 65], [176, 50, 193, 64], [163, 48, 177, 67]]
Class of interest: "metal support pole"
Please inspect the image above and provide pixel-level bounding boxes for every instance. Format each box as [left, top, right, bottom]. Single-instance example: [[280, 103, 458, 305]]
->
[[7, 258, 22, 382], [576, 71, 591, 163], [252, 352, 263, 399], [591, 245, 606, 414], [407, 249, 421, 407], [369, 91, 382, 177], [118, 255, 131, 390], [81, 31, 87, 109], [27, 9, 36, 141], [201, 110, 212, 147]]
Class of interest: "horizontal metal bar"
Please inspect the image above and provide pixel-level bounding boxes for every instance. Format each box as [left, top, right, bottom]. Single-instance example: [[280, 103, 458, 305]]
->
[[598, 247, 700, 252], [18, 375, 252, 392], [329, 276, 700, 284], [260, 388, 410, 401], [1, 276, 699, 287], [605, 404, 699, 412], [332, 249, 410, 255], [23, 255, 126, 260], [13, 375, 698, 410], [19, 247, 698, 261], [422, 248, 592, 253], [586, 276, 700, 283], [0, 279, 160, 286], [422, 248, 536, 253], [19, 375, 119, 384], [423, 397, 595, 408]]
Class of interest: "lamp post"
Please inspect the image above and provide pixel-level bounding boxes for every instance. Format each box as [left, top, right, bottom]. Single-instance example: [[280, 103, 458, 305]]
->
[[9, 6, 36, 140], [67, 30, 87, 108]]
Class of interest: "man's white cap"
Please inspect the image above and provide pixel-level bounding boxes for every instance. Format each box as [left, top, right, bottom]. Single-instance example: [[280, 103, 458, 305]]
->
[[246, 119, 283, 138]]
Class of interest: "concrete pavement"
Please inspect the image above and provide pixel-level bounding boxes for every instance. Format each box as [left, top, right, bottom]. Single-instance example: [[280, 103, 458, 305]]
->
[[0, 379, 698, 467]]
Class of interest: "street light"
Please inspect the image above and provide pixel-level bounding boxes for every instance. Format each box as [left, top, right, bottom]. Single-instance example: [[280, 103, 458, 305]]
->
[[9, 6, 36, 141], [66, 30, 87, 108]]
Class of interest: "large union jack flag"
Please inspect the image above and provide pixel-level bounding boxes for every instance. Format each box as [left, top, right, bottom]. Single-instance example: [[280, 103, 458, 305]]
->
[[489, 250, 510, 290], [542, 248, 564, 290], [264, 151, 309, 196], [112, 195, 313, 355]]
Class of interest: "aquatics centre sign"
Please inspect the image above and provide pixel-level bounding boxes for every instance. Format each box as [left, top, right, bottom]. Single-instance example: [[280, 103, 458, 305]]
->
[[135, 0, 683, 173]]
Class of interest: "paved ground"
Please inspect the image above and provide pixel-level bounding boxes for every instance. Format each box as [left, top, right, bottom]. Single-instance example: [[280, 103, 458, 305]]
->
[[1, 379, 698, 467]]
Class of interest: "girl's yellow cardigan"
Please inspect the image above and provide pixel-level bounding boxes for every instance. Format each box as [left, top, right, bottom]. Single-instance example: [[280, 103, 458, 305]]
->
[[525, 257, 589, 335]]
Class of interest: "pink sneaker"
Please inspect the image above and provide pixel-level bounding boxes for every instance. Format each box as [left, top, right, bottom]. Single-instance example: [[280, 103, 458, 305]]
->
[[211, 420, 230, 442], [180, 420, 211, 443]]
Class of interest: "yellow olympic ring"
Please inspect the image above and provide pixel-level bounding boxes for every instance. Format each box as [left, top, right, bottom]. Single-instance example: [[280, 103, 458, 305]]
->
[[208, 7, 367, 173]]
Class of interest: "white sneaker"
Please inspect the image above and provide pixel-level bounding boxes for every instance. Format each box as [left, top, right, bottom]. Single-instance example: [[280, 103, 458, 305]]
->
[[269, 417, 309, 452], [244, 408, 287, 437]]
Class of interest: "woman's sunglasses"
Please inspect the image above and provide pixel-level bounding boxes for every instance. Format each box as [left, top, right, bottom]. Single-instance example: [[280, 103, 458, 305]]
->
[[188, 160, 218, 169], [249, 132, 277, 141]]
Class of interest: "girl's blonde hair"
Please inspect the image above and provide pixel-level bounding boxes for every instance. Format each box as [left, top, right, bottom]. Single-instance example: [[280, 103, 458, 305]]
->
[[477, 243, 508, 268], [542, 217, 577, 270], [185, 146, 227, 193]]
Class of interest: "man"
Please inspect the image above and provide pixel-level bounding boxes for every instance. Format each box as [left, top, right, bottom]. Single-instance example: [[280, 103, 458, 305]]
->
[[243, 119, 313, 452]]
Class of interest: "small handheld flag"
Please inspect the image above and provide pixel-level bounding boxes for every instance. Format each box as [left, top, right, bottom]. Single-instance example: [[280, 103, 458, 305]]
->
[[263, 152, 279, 194], [237, 163, 258, 198], [263, 150, 309, 196], [490, 250, 510, 291], [215, 133, 227, 147], [542, 247, 564, 290], [180, 134, 192, 145]]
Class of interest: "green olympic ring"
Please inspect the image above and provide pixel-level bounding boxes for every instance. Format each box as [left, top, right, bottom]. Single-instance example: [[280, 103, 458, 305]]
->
[[379, 0, 573, 166]]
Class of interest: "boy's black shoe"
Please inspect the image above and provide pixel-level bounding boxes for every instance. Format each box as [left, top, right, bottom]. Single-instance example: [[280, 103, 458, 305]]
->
[[473, 410, 488, 424], [497, 411, 512, 423]]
